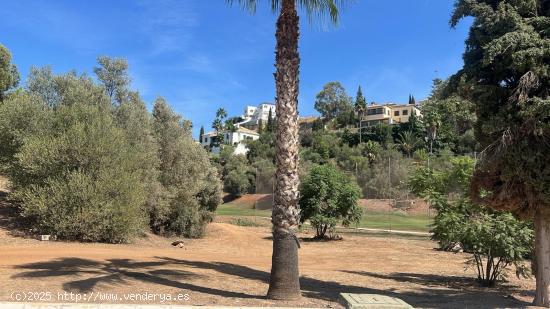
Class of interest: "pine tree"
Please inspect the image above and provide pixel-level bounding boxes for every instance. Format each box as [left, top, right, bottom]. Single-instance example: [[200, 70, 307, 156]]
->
[[451, 0, 550, 305]]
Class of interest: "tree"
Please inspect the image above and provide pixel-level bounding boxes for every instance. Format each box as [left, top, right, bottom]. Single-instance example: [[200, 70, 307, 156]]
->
[[2, 75, 146, 243], [450, 1, 549, 304], [223, 155, 254, 196], [0, 44, 20, 101], [299, 164, 362, 238], [212, 107, 228, 147], [397, 131, 420, 158], [267, 108, 275, 132], [421, 79, 476, 154], [409, 157, 533, 287], [355, 86, 367, 143], [258, 118, 264, 134], [361, 140, 381, 166], [354, 86, 367, 115], [408, 94, 416, 105], [199, 125, 205, 143], [27, 66, 60, 107], [152, 98, 221, 237], [228, 0, 347, 300], [314, 81, 353, 121], [93, 56, 130, 105]]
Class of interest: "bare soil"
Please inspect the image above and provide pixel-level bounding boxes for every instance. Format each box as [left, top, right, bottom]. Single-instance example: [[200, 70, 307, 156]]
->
[[0, 177, 539, 308], [358, 199, 431, 215]]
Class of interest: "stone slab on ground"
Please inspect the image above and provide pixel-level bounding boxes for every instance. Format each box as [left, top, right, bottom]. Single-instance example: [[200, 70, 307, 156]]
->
[[339, 294, 413, 309]]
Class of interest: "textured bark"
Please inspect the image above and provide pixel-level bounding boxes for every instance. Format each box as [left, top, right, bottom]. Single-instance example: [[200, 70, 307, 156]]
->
[[534, 208, 550, 307], [267, 0, 301, 300]]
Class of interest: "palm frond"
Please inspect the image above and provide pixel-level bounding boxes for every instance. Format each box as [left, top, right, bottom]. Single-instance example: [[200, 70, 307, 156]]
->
[[226, 0, 354, 25]]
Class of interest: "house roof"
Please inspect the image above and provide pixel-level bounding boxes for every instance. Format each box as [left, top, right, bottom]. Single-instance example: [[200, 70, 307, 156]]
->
[[203, 126, 259, 137], [298, 116, 319, 124], [236, 126, 259, 135]]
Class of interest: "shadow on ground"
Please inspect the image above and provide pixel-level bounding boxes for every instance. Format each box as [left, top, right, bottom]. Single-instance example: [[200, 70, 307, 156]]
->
[[341, 270, 531, 308], [12, 256, 530, 308]]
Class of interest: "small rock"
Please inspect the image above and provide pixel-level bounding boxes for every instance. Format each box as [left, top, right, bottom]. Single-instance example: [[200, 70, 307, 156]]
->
[[172, 240, 185, 248], [450, 242, 464, 253]]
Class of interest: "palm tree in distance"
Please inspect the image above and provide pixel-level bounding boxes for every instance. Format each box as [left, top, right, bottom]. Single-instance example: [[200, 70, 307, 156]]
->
[[397, 131, 420, 158], [227, 0, 350, 300]]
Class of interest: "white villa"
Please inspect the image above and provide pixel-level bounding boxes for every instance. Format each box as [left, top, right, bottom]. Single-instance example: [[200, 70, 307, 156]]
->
[[237, 103, 276, 130], [200, 126, 260, 155]]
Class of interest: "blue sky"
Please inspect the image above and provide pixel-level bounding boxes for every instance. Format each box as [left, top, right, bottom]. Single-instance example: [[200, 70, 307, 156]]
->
[[1, 0, 471, 138]]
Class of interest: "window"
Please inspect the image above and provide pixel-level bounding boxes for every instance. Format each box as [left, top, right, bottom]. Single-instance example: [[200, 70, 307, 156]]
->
[[367, 108, 385, 115], [403, 109, 408, 116], [394, 111, 400, 116]]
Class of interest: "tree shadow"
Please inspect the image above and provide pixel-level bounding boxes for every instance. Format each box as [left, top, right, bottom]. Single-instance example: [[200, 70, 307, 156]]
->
[[340, 270, 531, 308], [12, 256, 531, 308], [152, 257, 530, 308], [12, 257, 258, 299]]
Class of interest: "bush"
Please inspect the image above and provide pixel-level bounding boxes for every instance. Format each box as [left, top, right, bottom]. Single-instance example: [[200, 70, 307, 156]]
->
[[9, 99, 147, 243], [299, 164, 362, 238], [409, 156, 533, 287], [151, 98, 222, 238], [224, 169, 252, 196], [221, 155, 253, 196], [1, 65, 222, 242]]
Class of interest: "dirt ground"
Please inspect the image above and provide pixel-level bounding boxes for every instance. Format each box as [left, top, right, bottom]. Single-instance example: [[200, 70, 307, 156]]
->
[[0, 177, 539, 308]]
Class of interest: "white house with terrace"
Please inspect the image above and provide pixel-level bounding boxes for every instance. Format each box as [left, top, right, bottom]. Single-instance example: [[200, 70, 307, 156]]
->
[[200, 126, 260, 155], [237, 102, 276, 130]]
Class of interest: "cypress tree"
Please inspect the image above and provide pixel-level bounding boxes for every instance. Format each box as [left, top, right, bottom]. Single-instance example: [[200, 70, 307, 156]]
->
[[258, 118, 264, 134], [267, 108, 274, 132], [199, 126, 205, 143]]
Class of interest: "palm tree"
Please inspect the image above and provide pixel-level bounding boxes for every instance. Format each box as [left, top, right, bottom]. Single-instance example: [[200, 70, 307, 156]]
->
[[227, 0, 348, 300], [397, 131, 420, 158]]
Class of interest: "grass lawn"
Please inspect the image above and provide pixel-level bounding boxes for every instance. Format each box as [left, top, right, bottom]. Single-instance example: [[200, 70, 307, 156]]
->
[[357, 210, 432, 232], [216, 203, 271, 217], [217, 201, 432, 233]]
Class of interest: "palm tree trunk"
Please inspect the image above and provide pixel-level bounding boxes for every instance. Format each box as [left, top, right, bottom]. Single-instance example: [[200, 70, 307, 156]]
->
[[534, 208, 550, 307], [267, 0, 301, 300]]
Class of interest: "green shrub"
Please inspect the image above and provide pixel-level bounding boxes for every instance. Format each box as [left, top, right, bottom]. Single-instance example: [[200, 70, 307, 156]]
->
[[151, 98, 222, 237], [10, 100, 147, 243], [232, 218, 261, 227], [299, 164, 362, 238], [221, 155, 253, 196], [0, 64, 222, 242], [409, 156, 533, 287]]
